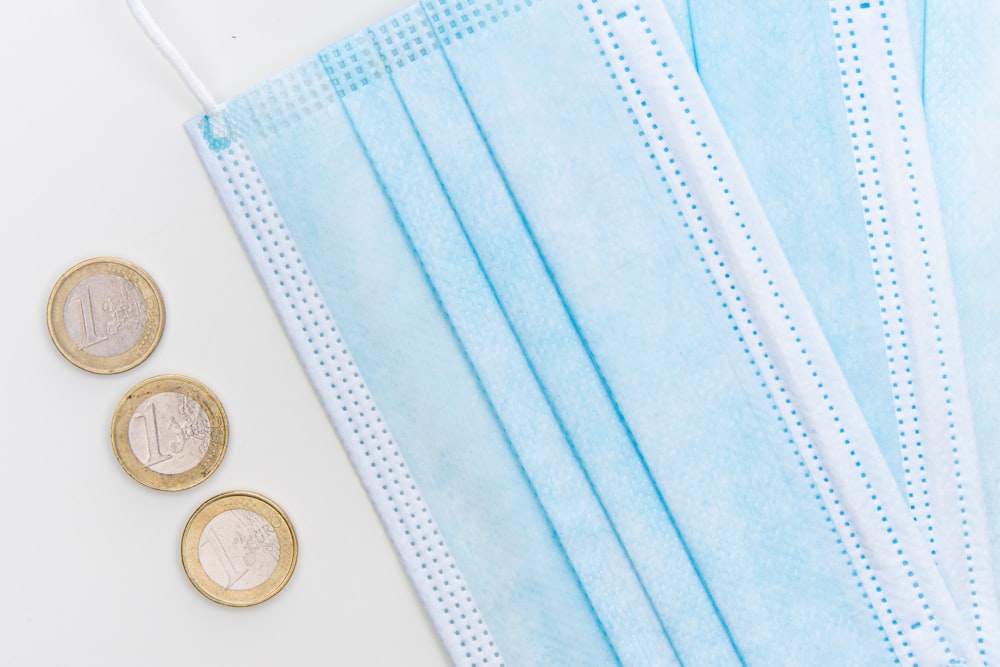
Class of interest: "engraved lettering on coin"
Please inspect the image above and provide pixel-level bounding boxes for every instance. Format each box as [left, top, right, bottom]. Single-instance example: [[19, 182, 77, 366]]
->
[[182, 492, 296, 606], [48, 258, 164, 374], [62, 274, 147, 357], [127, 392, 211, 475], [199, 509, 281, 591], [111, 375, 227, 491]]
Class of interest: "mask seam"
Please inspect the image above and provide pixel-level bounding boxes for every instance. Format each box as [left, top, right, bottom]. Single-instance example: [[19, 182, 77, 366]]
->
[[682, 0, 699, 73], [832, 0, 939, 579], [189, 132, 505, 667], [579, 1, 968, 662], [830, 1, 996, 657], [578, 3, 898, 656]]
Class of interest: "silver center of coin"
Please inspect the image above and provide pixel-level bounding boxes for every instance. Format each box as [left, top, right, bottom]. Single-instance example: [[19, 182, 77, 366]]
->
[[127, 392, 210, 475], [62, 273, 147, 357], [198, 510, 281, 591]]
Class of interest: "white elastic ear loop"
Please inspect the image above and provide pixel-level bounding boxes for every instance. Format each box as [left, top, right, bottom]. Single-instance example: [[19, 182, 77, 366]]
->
[[127, 0, 222, 116]]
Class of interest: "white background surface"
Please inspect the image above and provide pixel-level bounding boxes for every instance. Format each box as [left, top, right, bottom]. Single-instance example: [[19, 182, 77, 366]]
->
[[0, 1, 450, 665]]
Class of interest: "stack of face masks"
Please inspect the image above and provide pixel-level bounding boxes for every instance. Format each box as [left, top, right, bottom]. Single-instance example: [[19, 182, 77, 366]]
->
[[172, 0, 1000, 663]]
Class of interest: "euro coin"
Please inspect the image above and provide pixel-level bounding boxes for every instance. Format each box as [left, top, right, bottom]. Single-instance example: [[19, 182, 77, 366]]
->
[[181, 491, 297, 607], [111, 375, 228, 491], [47, 257, 165, 374]]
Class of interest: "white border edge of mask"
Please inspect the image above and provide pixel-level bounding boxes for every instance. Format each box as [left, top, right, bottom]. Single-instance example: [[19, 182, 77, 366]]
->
[[184, 123, 505, 667], [580, 0, 978, 662], [826, 1, 1000, 653]]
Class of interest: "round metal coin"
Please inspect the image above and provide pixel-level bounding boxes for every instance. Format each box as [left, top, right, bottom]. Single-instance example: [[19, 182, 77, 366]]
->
[[111, 375, 228, 491], [47, 257, 165, 374], [181, 491, 297, 607]]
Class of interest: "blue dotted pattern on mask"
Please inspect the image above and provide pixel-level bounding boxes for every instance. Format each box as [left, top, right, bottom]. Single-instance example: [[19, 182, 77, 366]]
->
[[321, 35, 382, 98], [835, 0, 931, 556], [370, 10, 438, 72], [223, 58, 338, 139], [833, 0, 985, 658], [422, 0, 537, 46], [577, 0, 964, 662], [207, 139, 503, 667]]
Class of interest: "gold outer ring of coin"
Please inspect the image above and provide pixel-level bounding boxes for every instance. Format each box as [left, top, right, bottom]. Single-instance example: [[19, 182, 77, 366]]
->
[[46, 257, 165, 374], [111, 375, 229, 492], [181, 491, 298, 607]]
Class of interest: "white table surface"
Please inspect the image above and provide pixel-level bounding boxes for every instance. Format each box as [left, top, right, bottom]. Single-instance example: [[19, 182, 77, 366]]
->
[[0, 1, 450, 664]]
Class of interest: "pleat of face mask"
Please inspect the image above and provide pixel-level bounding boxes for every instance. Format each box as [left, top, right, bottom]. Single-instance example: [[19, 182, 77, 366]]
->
[[415, 0, 976, 663], [326, 26, 690, 667], [921, 0, 1000, 630], [344, 2, 897, 664], [677, 0, 1000, 660], [185, 0, 974, 663], [327, 18, 743, 667], [190, 60, 615, 666], [341, 11, 803, 664]]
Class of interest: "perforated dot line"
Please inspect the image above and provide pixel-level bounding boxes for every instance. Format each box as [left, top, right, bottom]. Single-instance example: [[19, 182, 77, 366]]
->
[[228, 57, 339, 140], [370, 8, 439, 73], [316, 6, 442, 102], [831, 1, 985, 653], [212, 141, 502, 666], [224, 1, 544, 141], [577, 0, 953, 658], [831, 0, 932, 547], [422, 0, 537, 46], [319, 33, 383, 98]]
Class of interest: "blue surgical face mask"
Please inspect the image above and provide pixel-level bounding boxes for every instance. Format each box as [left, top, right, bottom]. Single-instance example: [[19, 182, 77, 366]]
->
[[920, 0, 1000, 636], [673, 0, 1000, 660], [133, 0, 979, 663]]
